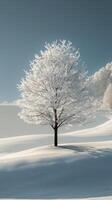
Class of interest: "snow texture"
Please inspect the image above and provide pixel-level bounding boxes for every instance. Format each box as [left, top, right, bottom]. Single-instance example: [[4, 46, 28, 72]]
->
[[0, 117, 112, 199]]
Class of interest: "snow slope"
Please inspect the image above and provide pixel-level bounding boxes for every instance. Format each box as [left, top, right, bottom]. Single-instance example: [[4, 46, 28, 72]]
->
[[1, 197, 112, 200], [0, 119, 112, 199]]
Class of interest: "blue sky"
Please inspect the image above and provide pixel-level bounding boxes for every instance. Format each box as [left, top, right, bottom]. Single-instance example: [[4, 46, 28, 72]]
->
[[0, 0, 112, 101]]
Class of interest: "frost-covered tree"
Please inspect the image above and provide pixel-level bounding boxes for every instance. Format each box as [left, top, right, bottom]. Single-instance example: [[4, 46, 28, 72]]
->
[[102, 83, 112, 120], [88, 62, 112, 117], [18, 40, 95, 147], [88, 62, 112, 99]]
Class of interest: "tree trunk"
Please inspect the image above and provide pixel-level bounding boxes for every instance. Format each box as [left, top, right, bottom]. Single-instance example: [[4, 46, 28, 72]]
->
[[54, 126, 58, 147], [53, 107, 58, 147]]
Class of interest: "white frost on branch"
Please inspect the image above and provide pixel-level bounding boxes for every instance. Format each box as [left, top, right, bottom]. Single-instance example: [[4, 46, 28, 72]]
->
[[89, 62, 112, 98], [18, 40, 96, 129], [103, 83, 112, 109], [88, 62, 112, 118]]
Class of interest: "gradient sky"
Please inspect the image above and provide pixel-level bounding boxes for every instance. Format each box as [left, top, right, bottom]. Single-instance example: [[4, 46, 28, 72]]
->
[[0, 0, 112, 101]]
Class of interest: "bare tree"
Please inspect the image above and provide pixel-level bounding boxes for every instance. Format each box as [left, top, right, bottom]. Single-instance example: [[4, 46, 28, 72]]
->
[[18, 40, 95, 146]]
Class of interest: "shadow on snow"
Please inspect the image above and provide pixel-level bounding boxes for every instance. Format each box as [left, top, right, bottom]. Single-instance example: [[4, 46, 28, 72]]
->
[[0, 145, 112, 199]]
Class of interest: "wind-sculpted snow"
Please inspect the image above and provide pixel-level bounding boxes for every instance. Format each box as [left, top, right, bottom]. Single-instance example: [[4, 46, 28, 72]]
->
[[0, 142, 112, 198], [0, 119, 112, 199]]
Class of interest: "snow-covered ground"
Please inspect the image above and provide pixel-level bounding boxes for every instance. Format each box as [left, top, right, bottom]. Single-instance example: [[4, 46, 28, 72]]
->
[[0, 106, 112, 199], [1, 197, 112, 200]]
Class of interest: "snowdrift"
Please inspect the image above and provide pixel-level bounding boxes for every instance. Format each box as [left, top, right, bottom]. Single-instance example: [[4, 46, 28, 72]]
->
[[0, 118, 112, 199]]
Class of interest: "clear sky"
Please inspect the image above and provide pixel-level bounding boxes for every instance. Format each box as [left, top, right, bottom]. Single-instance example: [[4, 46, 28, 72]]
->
[[0, 0, 112, 101]]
